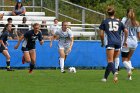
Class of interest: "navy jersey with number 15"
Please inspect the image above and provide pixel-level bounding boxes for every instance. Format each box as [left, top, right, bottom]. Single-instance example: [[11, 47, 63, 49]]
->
[[99, 18, 125, 45]]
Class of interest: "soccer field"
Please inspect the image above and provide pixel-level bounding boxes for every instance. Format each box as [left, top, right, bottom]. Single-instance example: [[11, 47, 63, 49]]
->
[[0, 69, 139, 93]]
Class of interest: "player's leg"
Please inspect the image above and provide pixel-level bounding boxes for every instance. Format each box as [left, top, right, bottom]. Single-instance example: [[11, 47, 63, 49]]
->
[[127, 49, 135, 69], [2, 50, 14, 71], [64, 46, 71, 61], [22, 47, 31, 64], [121, 50, 132, 80], [59, 49, 65, 73], [114, 49, 120, 72], [102, 46, 116, 82], [29, 49, 36, 73]]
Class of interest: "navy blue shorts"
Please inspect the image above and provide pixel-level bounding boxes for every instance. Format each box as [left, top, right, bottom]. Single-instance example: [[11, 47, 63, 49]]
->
[[22, 47, 35, 52], [0, 45, 6, 53], [106, 44, 121, 50]]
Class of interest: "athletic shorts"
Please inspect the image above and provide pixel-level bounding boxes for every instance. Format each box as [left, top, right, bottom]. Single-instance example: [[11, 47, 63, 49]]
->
[[58, 44, 71, 55], [0, 45, 6, 53], [121, 47, 136, 52], [106, 44, 121, 50], [22, 47, 35, 52], [121, 51, 129, 57]]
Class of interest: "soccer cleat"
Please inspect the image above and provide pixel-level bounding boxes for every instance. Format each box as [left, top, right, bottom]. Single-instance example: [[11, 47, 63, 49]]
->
[[113, 73, 118, 83], [101, 78, 107, 82], [131, 67, 135, 71], [22, 55, 25, 64], [113, 77, 118, 83], [29, 70, 33, 74], [115, 71, 119, 75], [127, 76, 132, 80], [127, 72, 132, 80], [61, 69, 66, 73], [7, 68, 15, 71]]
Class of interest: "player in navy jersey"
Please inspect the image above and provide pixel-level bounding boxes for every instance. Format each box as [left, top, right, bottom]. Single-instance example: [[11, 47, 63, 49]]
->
[[0, 24, 14, 71], [50, 21, 74, 73], [99, 7, 128, 82], [121, 8, 140, 80], [14, 23, 44, 73]]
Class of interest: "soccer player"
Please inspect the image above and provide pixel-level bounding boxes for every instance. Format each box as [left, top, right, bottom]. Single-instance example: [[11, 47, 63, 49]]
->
[[0, 24, 14, 71], [99, 7, 128, 82], [121, 8, 140, 80], [14, 23, 44, 73], [50, 21, 74, 73]]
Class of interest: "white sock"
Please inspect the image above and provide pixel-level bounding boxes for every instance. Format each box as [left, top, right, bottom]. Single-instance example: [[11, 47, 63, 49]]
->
[[115, 57, 119, 69], [128, 60, 133, 68], [59, 58, 64, 70], [123, 61, 132, 73]]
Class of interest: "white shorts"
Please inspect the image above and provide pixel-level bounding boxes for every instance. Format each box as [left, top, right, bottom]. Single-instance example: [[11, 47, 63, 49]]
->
[[121, 47, 136, 52], [58, 43, 71, 55]]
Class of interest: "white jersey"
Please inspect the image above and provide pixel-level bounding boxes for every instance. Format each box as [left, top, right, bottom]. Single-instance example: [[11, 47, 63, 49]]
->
[[50, 24, 60, 34], [55, 28, 73, 48], [121, 17, 140, 50]]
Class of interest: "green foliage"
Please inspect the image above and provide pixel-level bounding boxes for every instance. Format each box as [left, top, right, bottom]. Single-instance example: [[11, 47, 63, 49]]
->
[[69, 0, 140, 21]]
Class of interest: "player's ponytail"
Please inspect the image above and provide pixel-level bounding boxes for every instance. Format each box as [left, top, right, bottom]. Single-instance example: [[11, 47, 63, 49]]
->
[[127, 8, 138, 26]]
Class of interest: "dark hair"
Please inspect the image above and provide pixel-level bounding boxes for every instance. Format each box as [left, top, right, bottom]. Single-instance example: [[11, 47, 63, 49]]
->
[[54, 19, 58, 22], [15, 2, 23, 10], [107, 7, 115, 16], [2, 24, 11, 33], [7, 18, 12, 22]]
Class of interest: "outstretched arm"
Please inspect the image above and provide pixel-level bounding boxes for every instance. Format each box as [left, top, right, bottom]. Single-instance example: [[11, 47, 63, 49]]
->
[[39, 40, 44, 45], [50, 35, 58, 47], [14, 35, 24, 49], [66, 36, 74, 53], [69, 37, 74, 50]]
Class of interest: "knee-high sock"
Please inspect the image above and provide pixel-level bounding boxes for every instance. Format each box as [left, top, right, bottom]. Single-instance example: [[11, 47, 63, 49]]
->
[[6, 61, 10, 69], [128, 60, 133, 68], [30, 63, 35, 71], [59, 58, 64, 70], [104, 62, 115, 79], [123, 61, 131, 73], [115, 57, 119, 70]]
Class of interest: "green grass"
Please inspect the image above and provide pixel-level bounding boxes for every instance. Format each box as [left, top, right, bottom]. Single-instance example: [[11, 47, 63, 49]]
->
[[0, 69, 139, 93]]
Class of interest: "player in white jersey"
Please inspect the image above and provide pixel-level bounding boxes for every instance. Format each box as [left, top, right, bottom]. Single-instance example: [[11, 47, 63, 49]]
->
[[50, 21, 74, 73], [121, 8, 140, 80], [50, 19, 60, 34]]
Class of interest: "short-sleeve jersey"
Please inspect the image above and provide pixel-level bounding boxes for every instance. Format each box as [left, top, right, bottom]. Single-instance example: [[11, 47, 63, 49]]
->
[[0, 31, 9, 44], [22, 30, 43, 48], [99, 18, 125, 45], [55, 28, 73, 47], [121, 17, 140, 44]]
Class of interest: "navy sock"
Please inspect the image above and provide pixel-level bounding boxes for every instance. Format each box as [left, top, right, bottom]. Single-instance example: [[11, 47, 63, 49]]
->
[[104, 63, 111, 79], [30, 63, 35, 71], [6, 61, 10, 69], [110, 62, 116, 74]]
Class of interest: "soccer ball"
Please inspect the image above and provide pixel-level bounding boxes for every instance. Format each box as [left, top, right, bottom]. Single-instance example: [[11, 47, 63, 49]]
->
[[69, 67, 76, 73]]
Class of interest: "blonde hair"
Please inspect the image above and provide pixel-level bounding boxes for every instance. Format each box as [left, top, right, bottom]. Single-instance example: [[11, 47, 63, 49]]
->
[[127, 8, 139, 26], [33, 23, 40, 27]]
